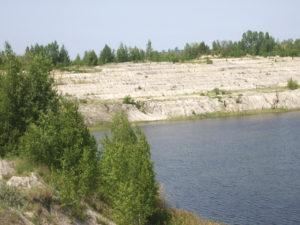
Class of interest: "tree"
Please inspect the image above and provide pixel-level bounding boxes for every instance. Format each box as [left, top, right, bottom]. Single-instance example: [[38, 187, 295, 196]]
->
[[24, 41, 70, 67], [129, 47, 145, 62], [99, 44, 115, 65], [21, 99, 98, 214], [58, 45, 70, 66], [72, 54, 82, 66], [100, 112, 158, 225], [116, 43, 129, 63], [45, 41, 61, 65], [83, 50, 98, 66], [0, 52, 58, 156], [146, 40, 153, 61]]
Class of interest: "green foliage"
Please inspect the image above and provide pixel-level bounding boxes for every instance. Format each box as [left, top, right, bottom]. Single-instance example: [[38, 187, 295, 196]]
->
[[122, 95, 143, 110], [99, 44, 115, 65], [212, 88, 220, 95], [123, 95, 134, 104], [205, 57, 213, 64], [116, 43, 129, 63], [25, 41, 70, 67], [100, 112, 158, 225], [72, 54, 83, 66], [0, 51, 58, 156], [146, 40, 153, 61], [129, 47, 145, 62], [83, 50, 98, 66], [58, 45, 70, 66], [21, 100, 98, 213], [183, 42, 209, 60], [287, 78, 299, 90]]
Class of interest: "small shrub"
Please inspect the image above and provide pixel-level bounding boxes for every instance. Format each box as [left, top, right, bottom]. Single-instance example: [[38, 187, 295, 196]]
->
[[123, 95, 134, 104], [122, 95, 144, 111], [287, 78, 299, 90], [206, 57, 213, 64], [212, 88, 220, 95]]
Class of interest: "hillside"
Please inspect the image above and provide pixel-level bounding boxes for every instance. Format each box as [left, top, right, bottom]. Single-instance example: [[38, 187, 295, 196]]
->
[[54, 57, 300, 125]]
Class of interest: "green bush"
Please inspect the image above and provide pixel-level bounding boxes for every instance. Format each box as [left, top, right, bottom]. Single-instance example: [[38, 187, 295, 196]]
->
[[287, 78, 299, 90], [0, 52, 58, 157], [100, 112, 158, 225], [205, 57, 213, 64], [122, 95, 143, 110], [21, 99, 98, 214], [212, 88, 220, 95], [123, 95, 134, 104], [99, 44, 115, 65]]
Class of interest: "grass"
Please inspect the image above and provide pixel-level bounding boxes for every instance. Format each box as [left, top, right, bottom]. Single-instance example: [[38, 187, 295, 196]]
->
[[0, 182, 27, 210], [0, 208, 25, 225], [88, 121, 112, 132]]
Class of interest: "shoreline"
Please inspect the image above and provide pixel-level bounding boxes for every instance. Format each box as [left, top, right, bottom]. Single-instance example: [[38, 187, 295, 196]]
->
[[88, 107, 300, 131]]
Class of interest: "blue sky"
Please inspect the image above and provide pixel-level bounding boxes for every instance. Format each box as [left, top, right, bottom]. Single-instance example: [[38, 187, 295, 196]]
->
[[1, 0, 299, 58]]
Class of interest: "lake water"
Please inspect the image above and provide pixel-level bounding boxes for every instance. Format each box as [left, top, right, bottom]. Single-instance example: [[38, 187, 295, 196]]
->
[[94, 112, 300, 225]]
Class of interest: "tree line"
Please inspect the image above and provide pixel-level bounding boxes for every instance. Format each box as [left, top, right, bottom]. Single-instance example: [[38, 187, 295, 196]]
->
[[1, 30, 300, 69]]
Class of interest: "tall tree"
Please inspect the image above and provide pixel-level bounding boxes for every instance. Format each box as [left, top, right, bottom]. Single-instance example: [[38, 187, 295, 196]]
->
[[0, 51, 58, 156], [59, 45, 70, 66], [99, 44, 115, 65], [116, 43, 129, 63], [73, 54, 82, 65], [100, 112, 158, 225], [146, 40, 153, 61], [83, 50, 98, 66]]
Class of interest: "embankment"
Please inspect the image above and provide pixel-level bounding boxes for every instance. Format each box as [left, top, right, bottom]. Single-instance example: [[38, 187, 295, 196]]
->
[[53, 57, 300, 125]]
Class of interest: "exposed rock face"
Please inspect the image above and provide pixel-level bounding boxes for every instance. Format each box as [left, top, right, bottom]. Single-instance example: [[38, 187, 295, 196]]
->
[[54, 57, 300, 124], [7, 173, 44, 189], [0, 160, 15, 180], [79, 89, 300, 124]]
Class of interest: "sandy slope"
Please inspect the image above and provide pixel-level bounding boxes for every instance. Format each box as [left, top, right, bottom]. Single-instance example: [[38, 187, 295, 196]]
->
[[54, 57, 300, 124]]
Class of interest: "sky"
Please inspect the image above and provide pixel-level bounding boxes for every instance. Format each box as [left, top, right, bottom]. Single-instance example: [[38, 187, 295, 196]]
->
[[1, 0, 299, 58]]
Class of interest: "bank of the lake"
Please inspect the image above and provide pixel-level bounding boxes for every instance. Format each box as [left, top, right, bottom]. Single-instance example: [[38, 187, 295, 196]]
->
[[94, 111, 300, 225], [89, 107, 300, 131]]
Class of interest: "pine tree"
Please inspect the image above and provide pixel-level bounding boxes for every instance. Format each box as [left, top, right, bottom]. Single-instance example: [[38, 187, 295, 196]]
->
[[116, 43, 129, 63], [146, 40, 153, 61], [59, 45, 70, 66], [83, 50, 98, 66], [99, 44, 115, 65]]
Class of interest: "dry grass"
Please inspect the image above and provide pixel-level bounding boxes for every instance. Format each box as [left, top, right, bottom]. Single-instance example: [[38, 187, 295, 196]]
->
[[0, 209, 26, 225]]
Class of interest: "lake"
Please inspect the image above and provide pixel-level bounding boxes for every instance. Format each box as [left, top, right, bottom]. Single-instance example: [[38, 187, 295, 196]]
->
[[94, 112, 300, 225]]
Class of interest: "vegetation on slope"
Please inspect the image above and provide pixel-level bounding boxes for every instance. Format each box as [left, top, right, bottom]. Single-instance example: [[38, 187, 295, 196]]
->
[[0, 43, 222, 225]]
